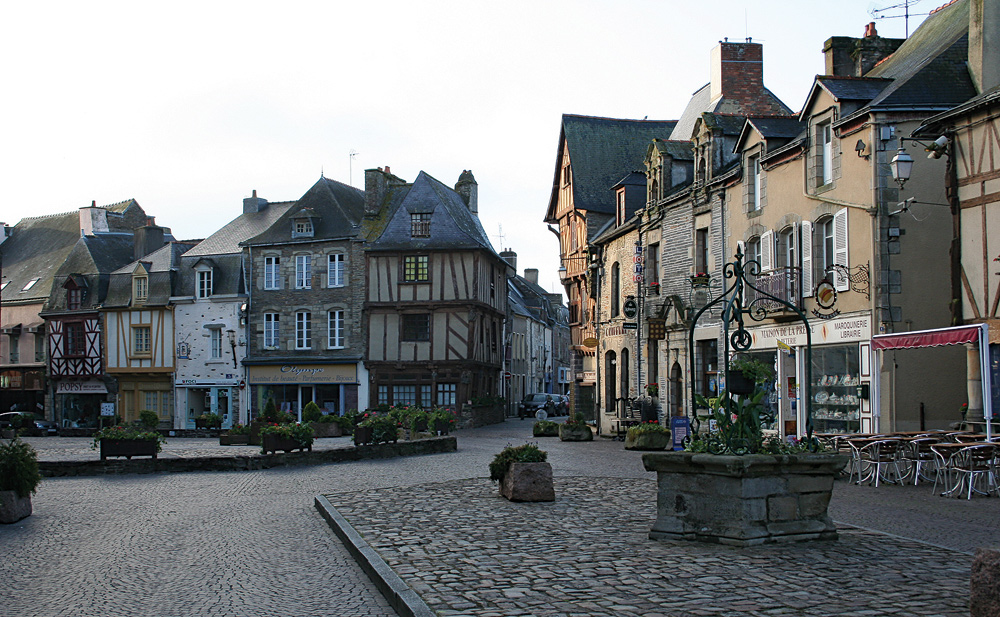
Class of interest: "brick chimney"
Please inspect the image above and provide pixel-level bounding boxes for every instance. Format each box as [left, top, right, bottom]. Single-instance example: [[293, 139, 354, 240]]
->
[[710, 40, 764, 105], [243, 189, 267, 214], [79, 201, 110, 237], [455, 170, 478, 216], [524, 268, 539, 285], [970, 0, 1000, 93]]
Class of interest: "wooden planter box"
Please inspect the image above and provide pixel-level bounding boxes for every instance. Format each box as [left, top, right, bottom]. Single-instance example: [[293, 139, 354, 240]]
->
[[100, 438, 158, 461], [310, 422, 343, 438], [625, 431, 671, 451], [249, 421, 266, 446], [0, 490, 31, 524], [219, 434, 250, 446], [353, 425, 373, 445], [432, 419, 453, 435], [261, 434, 312, 455], [558, 424, 593, 441], [642, 451, 848, 546], [500, 462, 555, 502]]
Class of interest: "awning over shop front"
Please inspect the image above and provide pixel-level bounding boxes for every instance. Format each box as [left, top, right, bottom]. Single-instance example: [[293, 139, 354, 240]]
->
[[871, 324, 982, 350]]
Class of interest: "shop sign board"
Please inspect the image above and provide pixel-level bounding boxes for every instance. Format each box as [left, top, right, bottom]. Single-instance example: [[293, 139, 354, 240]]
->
[[748, 315, 871, 350], [248, 364, 357, 385], [56, 380, 108, 395]]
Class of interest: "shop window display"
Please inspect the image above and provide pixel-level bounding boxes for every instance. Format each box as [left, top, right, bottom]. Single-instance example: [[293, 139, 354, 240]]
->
[[811, 345, 861, 434]]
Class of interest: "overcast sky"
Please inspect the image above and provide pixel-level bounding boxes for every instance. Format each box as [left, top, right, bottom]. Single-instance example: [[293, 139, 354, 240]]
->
[[3, 0, 932, 296]]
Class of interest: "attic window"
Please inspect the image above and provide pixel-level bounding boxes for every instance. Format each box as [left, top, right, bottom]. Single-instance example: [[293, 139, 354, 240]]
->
[[411, 213, 431, 238], [562, 164, 572, 186], [292, 219, 314, 238], [197, 269, 213, 299], [21, 278, 39, 292], [133, 275, 149, 303], [68, 287, 83, 310]]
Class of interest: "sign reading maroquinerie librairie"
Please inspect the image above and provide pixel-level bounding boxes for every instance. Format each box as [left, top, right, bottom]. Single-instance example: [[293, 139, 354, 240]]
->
[[749, 315, 871, 349], [248, 364, 357, 384]]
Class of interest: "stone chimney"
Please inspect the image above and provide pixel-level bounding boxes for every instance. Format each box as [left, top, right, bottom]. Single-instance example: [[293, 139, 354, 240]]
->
[[500, 250, 517, 272], [243, 189, 267, 214], [524, 268, 539, 285], [365, 167, 406, 218], [134, 225, 166, 261], [970, 0, 1000, 93], [823, 23, 903, 77], [79, 201, 110, 237], [455, 170, 478, 216]]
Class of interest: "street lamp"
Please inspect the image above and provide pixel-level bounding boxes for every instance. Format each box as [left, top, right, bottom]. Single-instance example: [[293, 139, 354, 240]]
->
[[890, 135, 949, 189]]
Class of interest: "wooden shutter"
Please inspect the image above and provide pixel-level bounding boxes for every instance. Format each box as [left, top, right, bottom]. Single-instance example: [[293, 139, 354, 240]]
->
[[800, 220, 813, 297], [760, 230, 774, 273], [833, 208, 849, 291]]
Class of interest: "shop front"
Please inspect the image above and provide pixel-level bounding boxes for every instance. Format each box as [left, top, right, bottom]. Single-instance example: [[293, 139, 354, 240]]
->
[[0, 368, 45, 417], [115, 375, 173, 425], [248, 362, 360, 421], [54, 378, 112, 429], [176, 379, 240, 429], [746, 313, 873, 436]]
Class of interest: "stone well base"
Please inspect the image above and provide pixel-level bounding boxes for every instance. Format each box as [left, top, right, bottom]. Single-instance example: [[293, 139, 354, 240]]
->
[[500, 462, 555, 502], [642, 451, 848, 546]]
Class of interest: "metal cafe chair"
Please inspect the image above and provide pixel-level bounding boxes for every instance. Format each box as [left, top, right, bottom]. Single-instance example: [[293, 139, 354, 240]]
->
[[856, 439, 905, 487], [900, 437, 940, 486], [947, 444, 999, 499]]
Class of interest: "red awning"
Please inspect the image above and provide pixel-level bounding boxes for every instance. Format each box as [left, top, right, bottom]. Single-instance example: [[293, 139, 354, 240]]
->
[[871, 325, 982, 351]]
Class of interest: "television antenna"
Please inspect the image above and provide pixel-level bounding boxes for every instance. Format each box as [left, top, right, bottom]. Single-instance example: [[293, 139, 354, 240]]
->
[[349, 149, 360, 186], [869, 0, 929, 38]]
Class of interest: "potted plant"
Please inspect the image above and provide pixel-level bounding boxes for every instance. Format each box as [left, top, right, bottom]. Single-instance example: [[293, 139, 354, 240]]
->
[[220, 423, 250, 445], [354, 414, 399, 446], [489, 443, 553, 502], [92, 424, 166, 460], [558, 413, 593, 441], [532, 420, 559, 437], [311, 414, 344, 438], [646, 382, 659, 398], [727, 355, 774, 395], [0, 437, 41, 524], [260, 423, 314, 455], [430, 408, 457, 435], [625, 420, 671, 451], [195, 413, 222, 429], [138, 409, 160, 430]]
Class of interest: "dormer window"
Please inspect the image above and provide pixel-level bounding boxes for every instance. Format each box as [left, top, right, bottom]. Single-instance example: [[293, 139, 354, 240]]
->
[[410, 213, 431, 238], [68, 287, 82, 310], [292, 218, 314, 238], [616, 189, 626, 227], [133, 276, 148, 303], [197, 269, 213, 299]]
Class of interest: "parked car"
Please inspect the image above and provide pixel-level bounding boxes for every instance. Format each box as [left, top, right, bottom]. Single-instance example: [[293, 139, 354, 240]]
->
[[0, 412, 58, 436], [518, 393, 556, 419], [555, 394, 570, 415]]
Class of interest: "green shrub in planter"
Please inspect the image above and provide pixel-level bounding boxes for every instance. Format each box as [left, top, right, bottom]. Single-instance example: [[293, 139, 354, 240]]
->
[[489, 443, 547, 483], [302, 401, 323, 423], [138, 410, 159, 430], [533, 420, 559, 437], [227, 423, 250, 436], [0, 438, 41, 498]]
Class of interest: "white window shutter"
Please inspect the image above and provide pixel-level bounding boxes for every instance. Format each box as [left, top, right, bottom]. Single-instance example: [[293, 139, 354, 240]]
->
[[760, 230, 774, 273], [833, 208, 849, 291], [800, 220, 813, 296]]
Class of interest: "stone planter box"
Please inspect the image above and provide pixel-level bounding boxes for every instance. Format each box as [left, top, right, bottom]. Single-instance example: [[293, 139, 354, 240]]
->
[[219, 434, 250, 446], [642, 451, 848, 546], [261, 434, 312, 455], [625, 430, 671, 451], [533, 423, 558, 437], [558, 424, 593, 441], [0, 490, 32, 524], [310, 422, 343, 438], [100, 438, 158, 461], [500, 462, 555, 502], [353, 425, 374, 446], [432, 419, 453, 435]]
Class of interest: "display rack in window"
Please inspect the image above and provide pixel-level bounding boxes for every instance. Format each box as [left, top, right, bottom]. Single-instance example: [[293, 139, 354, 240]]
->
[[810, 346, 862, 434]]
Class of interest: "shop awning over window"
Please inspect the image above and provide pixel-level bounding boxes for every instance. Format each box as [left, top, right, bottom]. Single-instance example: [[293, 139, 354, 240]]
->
[[871, 325, 983, 351]]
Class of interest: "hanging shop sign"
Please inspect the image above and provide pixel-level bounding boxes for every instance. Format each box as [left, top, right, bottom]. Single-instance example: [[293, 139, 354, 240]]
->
[[623, 298, 638, 318], [248, 364, 358, 385], [811, 279, 840, 319]]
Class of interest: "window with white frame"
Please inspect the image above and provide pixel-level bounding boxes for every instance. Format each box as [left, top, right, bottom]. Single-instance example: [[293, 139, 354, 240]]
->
[[264, 256, 280, 290], [328, 310, 344, 348], [748, 153, 762, 211], [132, 276, 148, 303], [264, 313, 279, 348], [295, 311, 311, 349], [327, 254, 345, 288], [210, 328, 223, 359], [197, 270, 213, 299], [132, 325, 151, 356], [816, 217, 834, 283], [295, 255, 312, 289], [293, 219, 314, 237], [819, 122, 833, 186]]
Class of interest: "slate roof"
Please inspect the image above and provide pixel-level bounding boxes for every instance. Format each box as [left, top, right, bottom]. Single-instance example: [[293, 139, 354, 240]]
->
[[243, 178, 365, 246], [736, 116, 807, 152], [669, 84, 792, 142], [41, 233, 140, 313], [650, 139, 695, 160], [367, 171, 500, 255], [863, 0, 976, 109], [918, 83, 1000, 133], [104, 241, 199, 308], [545, 115, 676, 221], [185, 200, 295, 256]]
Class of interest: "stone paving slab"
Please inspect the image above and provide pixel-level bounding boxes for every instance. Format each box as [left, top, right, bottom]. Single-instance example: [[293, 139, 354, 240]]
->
[[324, 476, 971, 617]]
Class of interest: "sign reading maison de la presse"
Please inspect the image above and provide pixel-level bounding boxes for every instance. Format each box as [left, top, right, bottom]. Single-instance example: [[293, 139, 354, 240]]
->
[[248, 364, 358, 384], [748, 315, 871, 350]]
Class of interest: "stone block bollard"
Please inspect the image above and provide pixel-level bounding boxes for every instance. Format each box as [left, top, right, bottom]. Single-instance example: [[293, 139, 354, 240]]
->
[[971, 547, 1000, 617]]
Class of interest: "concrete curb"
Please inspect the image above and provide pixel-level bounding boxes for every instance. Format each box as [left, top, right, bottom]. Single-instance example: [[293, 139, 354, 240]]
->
[[315, 495, 435, 617], [38, 436, 457, 477]]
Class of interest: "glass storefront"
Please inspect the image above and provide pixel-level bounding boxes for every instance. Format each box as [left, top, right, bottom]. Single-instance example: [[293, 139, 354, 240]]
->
[[810, 344, 862, 434], [58, 393, 104, 428]]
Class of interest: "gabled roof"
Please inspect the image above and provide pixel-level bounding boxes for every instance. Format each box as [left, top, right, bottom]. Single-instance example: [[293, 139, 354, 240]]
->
[[735, 116, 807, 152], [669, 83, 792, 142], [104, 241, 199, 308], [367, 171, 500, 256], [798, 77, 893, 120], [648, 138, 695, 161], [243, 177, 365, 246], [544, 114, 676, 222]]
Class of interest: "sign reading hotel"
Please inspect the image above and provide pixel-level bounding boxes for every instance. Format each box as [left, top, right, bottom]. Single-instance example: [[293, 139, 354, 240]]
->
[[248, 364, 358, 385], [749, 315, 871, 350]]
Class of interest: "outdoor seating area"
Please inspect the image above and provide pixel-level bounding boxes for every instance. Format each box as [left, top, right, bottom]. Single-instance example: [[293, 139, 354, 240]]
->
[[817, 430, 1000, 499]]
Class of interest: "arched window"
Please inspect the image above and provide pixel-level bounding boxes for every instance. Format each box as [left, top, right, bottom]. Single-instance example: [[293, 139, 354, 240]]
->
[[605, 351, 617, 415]]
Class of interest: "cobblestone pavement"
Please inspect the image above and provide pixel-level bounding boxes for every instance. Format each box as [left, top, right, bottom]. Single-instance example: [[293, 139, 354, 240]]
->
[[4, 420, 996, 616]]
